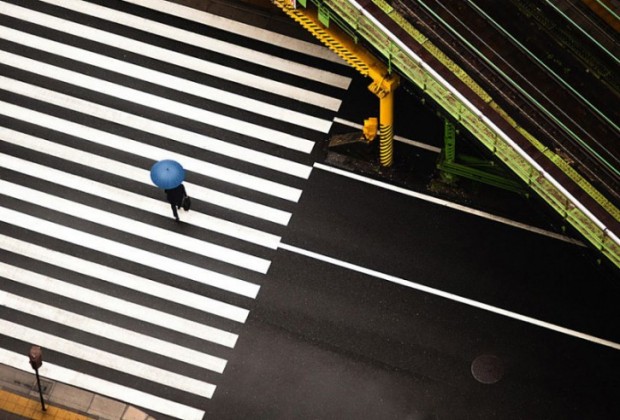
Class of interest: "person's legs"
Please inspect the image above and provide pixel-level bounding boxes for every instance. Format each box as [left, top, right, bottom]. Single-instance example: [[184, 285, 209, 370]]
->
[[171, 203, 179, 220]]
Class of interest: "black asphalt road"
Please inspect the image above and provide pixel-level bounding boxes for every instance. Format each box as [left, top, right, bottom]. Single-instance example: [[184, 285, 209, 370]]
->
[[202, 164, 620, 420]]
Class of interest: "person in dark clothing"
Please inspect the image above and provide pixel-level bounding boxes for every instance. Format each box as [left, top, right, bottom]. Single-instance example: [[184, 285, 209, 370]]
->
[[165, 183, 187, 221]]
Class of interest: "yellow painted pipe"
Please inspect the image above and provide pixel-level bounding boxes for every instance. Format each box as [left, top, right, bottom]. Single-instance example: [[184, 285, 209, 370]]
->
[[273, 0, 399, 166], [379, 89, 395, 167]]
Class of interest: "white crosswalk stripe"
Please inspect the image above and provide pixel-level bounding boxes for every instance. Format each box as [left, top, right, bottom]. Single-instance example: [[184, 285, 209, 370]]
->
[[0, 0, 344, 110], [0, 25, 333, 134], [0, 319, 218, 399], [0, 0, 353, 417], [0, 99, 304, 202], [0, 128, 294, 226], [1, 180, 271, 273], [42, 0, 351, 89], [0, 286, 228, 373], [1, 149, 281, 248], [0, 51, 316, 154], [0, 73, 312, 178], [125, 0, 348, 67], [0, 25, 314, 178], [0, 234, 250, 325], [1, 260, 238, 348], [0, 206, 262, 297]]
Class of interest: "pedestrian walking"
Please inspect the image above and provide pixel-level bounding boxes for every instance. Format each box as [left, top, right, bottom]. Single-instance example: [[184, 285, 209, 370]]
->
[[150, 159, 190, 221], [165, 183, 188, 221]]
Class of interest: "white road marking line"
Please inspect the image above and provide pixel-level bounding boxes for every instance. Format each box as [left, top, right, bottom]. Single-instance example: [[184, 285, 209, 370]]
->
[[0, 25, 332, 134], [333, 117, 443, 153], [0, 180, 271, 274], [0, 207, 261, 299], [46, 0, 350, 89], [0, 348, 205, 420], [279, 243, 620, 351], [0, 234, 249, 324], [125, 0, 349, 67], [0, 319, 217, 399], [315, 163, 585, 245], [0, 288, 228, 373], [1, 150, 281, 249], [0, 50, 315, 155], [0, 100, 302, 203], [0, 128, 292, 226], [0, 0, 342, 111]]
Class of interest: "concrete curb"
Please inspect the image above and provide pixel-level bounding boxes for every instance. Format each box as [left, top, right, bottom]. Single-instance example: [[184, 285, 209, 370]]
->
[[0, 364, 155, 420]]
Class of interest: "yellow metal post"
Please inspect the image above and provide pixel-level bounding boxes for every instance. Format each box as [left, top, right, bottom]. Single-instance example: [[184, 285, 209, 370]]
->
[[369, 73, 399, 167], [272, 0, 400, 167], [379, 90, 395, 166]]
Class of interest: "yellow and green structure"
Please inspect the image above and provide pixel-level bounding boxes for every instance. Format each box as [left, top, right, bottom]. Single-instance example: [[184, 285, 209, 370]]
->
[[273, 0, 620, 268]]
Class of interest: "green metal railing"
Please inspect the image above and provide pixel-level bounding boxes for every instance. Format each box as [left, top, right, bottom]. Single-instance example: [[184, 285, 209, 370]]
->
[[317, 0, 620, 266]]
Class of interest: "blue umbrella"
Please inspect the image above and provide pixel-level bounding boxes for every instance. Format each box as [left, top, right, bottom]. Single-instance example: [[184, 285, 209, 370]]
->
[[150, 159, 185, 189]]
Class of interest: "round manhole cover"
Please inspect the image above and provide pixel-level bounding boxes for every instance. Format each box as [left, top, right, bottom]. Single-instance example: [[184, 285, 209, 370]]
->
[[471, 354, 504, 384]]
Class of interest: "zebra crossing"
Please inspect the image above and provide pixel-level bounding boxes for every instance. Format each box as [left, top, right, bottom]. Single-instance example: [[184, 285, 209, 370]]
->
[[0, 0, 352, 418]]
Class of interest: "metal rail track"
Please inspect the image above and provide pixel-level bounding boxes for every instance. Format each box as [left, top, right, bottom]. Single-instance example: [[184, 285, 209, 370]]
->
[[391, 0, 619, 206]]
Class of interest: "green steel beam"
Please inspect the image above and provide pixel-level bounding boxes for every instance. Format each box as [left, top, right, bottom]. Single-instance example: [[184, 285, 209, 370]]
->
[[438, 161, 527, 194], [320, 0, 619, 267], [443, 119, 455, 164], [438, 120, 525, 193]]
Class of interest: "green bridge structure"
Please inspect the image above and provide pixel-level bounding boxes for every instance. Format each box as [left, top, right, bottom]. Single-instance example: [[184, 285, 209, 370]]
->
[[272, 0, 620, 268]]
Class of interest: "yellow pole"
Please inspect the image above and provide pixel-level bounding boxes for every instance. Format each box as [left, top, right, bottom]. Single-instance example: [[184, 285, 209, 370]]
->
[[273, 0, 399, 166], [379, 90, 395, 167]]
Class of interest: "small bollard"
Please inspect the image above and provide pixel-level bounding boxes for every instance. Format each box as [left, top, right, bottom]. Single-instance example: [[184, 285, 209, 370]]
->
[[28, 345, 46, 411]]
